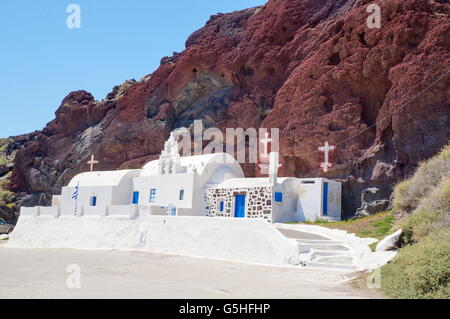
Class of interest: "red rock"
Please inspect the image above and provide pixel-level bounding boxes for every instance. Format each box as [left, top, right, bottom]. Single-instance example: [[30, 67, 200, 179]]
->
[[6, 0, 450, 217]]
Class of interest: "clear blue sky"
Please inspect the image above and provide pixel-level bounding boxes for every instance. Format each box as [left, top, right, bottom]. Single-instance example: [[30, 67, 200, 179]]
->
[[0, 0, 263, 138]]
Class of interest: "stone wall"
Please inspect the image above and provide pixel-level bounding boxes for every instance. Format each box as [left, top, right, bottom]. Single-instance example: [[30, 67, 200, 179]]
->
[[205, 186, 273, 222]]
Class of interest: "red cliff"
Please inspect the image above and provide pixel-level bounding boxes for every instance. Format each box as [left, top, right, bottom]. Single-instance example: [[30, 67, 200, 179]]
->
[[6, 0, 450, 217]]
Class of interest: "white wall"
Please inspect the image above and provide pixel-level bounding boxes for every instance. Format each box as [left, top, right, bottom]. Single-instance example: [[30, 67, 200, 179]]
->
[[133, 160, 244, 217], [8, 215, 305, 266], [133, 173, 195, 208], [274, 178, 341, 222], [57, 170, 140, 211], [59, 185, 114, 213]]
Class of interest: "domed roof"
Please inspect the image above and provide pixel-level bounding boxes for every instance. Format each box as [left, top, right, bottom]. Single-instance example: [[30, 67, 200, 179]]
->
[[68, 170, 141, 187], [141, 153, 240, 177]]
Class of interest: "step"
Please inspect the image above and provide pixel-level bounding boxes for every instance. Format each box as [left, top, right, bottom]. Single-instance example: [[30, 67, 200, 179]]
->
[[296, 239, 344, 245], [310, 251, 349, 258], [277, 228, 329, 240], [306, 262, 357, 271], [300, 244, 350, 251]]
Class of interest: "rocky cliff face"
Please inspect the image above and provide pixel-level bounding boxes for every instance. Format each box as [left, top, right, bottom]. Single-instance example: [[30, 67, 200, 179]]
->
[[3, 0, 450, 217]]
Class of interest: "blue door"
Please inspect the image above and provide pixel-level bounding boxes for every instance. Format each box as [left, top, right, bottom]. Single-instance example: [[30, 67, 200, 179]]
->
[[323, 182, 329, 216], [132, 191, 139, 204], [234, 195, 246, 218]]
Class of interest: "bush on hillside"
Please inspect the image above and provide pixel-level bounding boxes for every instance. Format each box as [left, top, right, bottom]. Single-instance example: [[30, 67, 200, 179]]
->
[[0, 189, 15, 205], [402, 178, 450, 244], [381, 228, 450, 299], [393, 144, 450, 214], [0, 157, 9, 167]]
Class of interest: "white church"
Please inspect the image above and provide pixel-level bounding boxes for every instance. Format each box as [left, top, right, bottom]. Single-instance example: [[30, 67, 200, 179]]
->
[[49, 133, 342, 223]]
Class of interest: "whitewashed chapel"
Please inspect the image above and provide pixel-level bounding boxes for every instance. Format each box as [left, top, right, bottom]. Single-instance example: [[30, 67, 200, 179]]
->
[[49, 133, 341, 223]]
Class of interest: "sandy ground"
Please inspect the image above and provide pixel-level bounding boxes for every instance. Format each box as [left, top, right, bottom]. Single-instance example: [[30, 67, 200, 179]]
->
[[0, 241, 377, 299]]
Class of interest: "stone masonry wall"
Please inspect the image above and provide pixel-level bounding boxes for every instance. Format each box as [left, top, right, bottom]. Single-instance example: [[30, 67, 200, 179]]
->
[[205, 186, 273, 222]]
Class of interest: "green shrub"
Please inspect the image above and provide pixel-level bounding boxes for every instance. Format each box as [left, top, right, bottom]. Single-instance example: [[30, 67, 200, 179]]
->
[[0, 138, 12, 152], [0, 189, 15, 204], [0, 156, 9, 167], [381, 229, 450, 299], [393, 144, 450, 214], [392, 179, 414, 213], [383, 143, 450, 299], [402, 178, 450, 244]]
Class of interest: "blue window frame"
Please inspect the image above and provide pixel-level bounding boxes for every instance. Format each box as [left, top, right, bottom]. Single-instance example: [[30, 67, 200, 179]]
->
[[90, 196, 97, 207], [132, 191, 139, 204], [275, 192, 283, 202], [150, 189, 157, 203], [179, 189, 185, 201], [219, 201, 225, 212]]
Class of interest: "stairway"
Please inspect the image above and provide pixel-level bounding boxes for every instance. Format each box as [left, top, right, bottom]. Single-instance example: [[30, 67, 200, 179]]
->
[[277, 228, 357, 271]]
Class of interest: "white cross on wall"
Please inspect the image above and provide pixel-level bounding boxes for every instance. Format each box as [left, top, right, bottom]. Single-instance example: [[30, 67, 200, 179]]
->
[[260, 132, 272, 159], [318, 141, 336, 173], [87, 155, 99, 172]]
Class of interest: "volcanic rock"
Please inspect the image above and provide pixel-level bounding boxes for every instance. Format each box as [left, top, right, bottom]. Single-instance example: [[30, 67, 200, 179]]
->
[[4, 0, 450, 216]]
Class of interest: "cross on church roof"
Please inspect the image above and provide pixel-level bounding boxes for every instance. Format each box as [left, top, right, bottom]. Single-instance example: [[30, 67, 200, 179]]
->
[[87, 154, 99, 172]]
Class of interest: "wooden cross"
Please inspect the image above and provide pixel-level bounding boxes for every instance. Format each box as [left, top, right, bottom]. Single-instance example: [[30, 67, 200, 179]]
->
[[87, 154, 99, 172]]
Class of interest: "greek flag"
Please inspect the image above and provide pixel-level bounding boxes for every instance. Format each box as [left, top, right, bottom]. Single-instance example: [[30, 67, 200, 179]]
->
[[72, 183, 79, 200]]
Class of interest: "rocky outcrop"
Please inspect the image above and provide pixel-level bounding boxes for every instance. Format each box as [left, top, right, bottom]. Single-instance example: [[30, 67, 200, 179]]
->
[[4, 0, 450, 216], [0, 205, 16, 225], [354, 187, 390, 218]]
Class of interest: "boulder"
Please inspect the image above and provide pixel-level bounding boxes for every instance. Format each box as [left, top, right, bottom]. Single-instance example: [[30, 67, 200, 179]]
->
[[376, 229, 403, 252], [354, 188, 391, 218]]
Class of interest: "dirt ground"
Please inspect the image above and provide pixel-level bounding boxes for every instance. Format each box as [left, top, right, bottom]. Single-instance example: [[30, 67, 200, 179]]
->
[[0, 241, 381, 299]]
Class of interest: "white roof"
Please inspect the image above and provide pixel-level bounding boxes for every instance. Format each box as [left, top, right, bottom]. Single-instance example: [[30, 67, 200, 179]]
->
[[141, 153, 240, 177], [68, 170, 141, 187]]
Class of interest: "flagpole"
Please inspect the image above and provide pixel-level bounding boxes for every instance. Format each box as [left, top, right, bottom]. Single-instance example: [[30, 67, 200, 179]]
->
[[73, 182, 79, 216]]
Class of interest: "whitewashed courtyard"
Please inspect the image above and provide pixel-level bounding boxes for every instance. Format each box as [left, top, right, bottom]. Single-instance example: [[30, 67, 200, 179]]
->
[[0, 241, 378, 299]]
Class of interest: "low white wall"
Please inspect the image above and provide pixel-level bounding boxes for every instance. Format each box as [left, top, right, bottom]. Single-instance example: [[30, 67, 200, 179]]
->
[[19, 207, 39, 217], [108, 205, 138, 218], [138, 205, 192, 216], [40, 206, 60, 218], [148, 206, 168, 216], [83, 206, 107, 217], [8, 215, 304, 266], [60, 206, 76, 216]]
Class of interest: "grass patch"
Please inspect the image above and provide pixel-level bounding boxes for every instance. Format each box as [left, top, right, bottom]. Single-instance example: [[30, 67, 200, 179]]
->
[[291, 211, 396, 240]]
